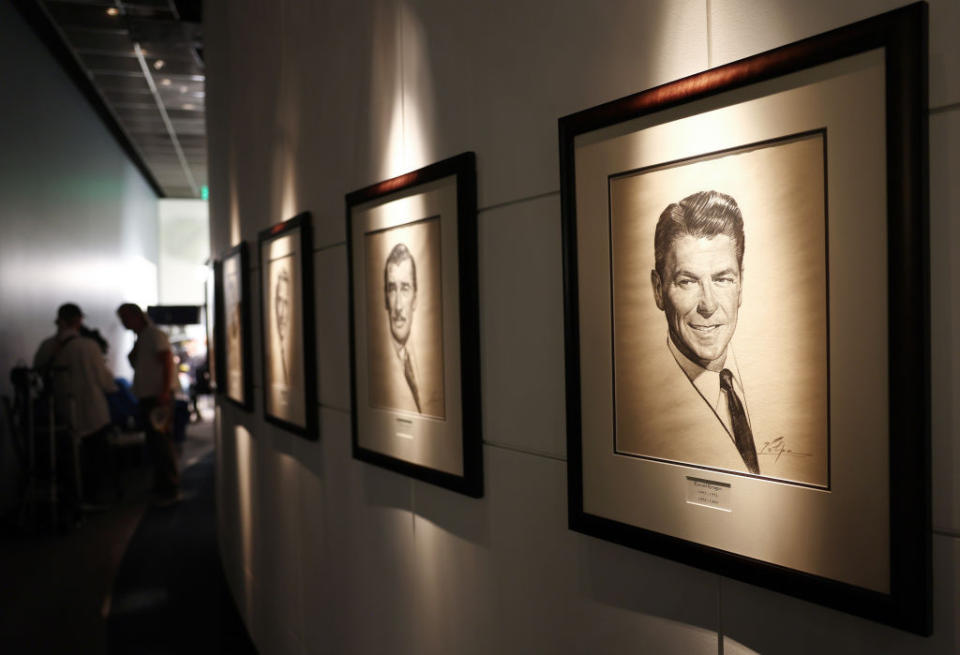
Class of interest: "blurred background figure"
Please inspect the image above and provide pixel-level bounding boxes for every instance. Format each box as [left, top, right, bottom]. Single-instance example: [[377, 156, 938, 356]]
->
[[116, 303, 180, 506], [33, 303, 117, 523]]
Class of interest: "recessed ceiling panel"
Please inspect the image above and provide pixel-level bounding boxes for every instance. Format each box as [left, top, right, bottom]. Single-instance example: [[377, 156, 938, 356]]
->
[[101, 88, 154, 105], [144, 56, 200, 77], [78, 52, 142, 73], [33, 0, 207, 198], [93, 71, 151, 93], [63, 28, 133, 53], [45, 2, 129, 30]]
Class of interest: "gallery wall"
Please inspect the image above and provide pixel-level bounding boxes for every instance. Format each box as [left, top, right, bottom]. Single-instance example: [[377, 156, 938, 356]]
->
[[0, 0, 160, 397], [205, 0, 960, 653]]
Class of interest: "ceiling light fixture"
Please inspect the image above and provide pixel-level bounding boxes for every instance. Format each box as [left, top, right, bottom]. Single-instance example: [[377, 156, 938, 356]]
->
[[161, 78, 172, 86], [182, 103, 196, 110], [154, 59, 165, 71], [106, 7, 119, 16]]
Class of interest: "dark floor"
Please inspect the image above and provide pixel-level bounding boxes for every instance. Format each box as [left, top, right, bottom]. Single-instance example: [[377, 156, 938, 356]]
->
[[0, 414, 255, 654]]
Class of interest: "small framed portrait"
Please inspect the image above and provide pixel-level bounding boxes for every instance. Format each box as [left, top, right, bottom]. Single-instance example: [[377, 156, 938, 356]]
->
[[204, 257, 221, 394], [560, 4, 929, 633], [221, 241, 253, 411], [257, 212, 317, 439], [347, 152, 482, 497]]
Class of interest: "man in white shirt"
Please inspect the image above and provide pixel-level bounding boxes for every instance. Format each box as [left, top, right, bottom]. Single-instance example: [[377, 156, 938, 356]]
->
[[117, 303, 180, 504], [34, 303, 117, 516], [649, 190, 759, 473], [35, 304, 117, 437]]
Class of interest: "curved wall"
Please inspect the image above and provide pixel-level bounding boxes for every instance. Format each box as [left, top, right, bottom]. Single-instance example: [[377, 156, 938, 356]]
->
[[205, 1, 960, 653]]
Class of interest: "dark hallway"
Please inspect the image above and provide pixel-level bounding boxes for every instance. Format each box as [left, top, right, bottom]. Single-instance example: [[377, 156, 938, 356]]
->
[[0, 418, 255, 654]]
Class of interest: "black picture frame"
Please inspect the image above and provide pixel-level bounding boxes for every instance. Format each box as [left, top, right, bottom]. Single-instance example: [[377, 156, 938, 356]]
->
[[559, 3, 929, 634], [221, 241, 254, 411], [346, 152, 483, 497], [257, 212, 318, 439], [204, 257, 222, 395]]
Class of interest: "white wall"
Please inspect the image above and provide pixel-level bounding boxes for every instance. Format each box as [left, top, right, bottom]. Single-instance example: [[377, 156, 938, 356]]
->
[[158, 198, 209, 305], [0, 0, 160, 395], [205, 1, 960, 653]]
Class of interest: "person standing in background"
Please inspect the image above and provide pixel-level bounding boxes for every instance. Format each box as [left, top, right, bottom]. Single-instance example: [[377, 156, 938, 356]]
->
[[34, 303, 117, 519], [117, 303, 180, 505]]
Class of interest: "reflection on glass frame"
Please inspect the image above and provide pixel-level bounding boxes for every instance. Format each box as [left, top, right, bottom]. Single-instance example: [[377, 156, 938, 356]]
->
[[204, 258, 221, 394], [559, 4, 929, 634], [257, 212, 317, 439], [347, 152, 482, 497], [221, 242, 253, 411]]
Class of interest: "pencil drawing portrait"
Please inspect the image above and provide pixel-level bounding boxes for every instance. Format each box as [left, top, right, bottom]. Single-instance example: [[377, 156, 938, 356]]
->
[[365, 218, 445, 419], [650, 190, 757, 473], [609, 133, 830, 486], [265, 246, 305, 426], [274, 267, 291, 384], [384, 243, 422, 411], [224, 260, 243, 401]]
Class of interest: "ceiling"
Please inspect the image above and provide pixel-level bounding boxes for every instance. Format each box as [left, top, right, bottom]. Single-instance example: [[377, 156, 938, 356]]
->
[[16, 0, 206, 198]]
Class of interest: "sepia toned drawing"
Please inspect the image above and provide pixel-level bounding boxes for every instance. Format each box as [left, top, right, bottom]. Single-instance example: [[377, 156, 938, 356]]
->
[[265, 250, 305, 426], [610, 133, 830, 486], [258, 213, 315, 437], [649, 190, 757, 473], [274, 266, 291, 384], [365, 218, 445, 419], [384, 243, 422, 411], [224, 262, 243, 402]]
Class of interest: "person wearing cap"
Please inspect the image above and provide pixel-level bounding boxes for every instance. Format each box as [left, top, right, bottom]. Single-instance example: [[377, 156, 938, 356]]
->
[[33, 303, 117, 517], [117, 303, 180, 505]]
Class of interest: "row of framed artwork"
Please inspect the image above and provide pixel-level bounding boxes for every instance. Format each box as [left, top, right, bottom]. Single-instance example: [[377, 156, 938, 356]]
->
[[207, 4, 930, 637], [205, 152, 482, 498]]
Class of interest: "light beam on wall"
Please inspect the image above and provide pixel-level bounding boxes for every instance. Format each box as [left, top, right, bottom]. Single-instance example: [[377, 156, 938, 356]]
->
[[372, 0, 436, 180], [229, 159, 242, 246], [276, 136, 300, 223], [234, 424, 254, 576], [275, 38, 302, 225]]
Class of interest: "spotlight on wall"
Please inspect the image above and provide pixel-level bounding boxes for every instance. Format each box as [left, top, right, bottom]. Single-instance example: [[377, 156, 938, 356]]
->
[[182, 103, 196, 111], [161, 78, 172, 87]]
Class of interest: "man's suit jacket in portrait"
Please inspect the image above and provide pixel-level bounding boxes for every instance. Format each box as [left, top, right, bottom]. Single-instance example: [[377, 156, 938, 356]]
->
[[616, 336, 756, 474], [615, 333, 826, 484], [380, 341, 444, 419]]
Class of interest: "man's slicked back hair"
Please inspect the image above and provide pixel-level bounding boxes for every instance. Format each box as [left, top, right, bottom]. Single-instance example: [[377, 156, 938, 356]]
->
[[383, 242, 417, 293], [653, 190, 745, 278]]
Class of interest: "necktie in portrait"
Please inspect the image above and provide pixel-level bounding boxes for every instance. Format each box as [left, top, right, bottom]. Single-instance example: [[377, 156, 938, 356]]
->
[[402, 347, 421, 413], [720, 368, 759, 473]]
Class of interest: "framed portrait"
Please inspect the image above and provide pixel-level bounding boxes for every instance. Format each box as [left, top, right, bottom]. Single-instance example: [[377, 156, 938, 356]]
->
[[559, 3, 929, 633], [204, 258, 221, 394], [346, 152, 482, 497], [221, 242, 253, 410], [257, 212, 318, 439]]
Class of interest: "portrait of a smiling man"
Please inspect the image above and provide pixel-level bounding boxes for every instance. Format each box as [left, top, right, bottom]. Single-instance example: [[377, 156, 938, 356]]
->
[[651, 191, 758, 474], [609, 133, 830, 486]]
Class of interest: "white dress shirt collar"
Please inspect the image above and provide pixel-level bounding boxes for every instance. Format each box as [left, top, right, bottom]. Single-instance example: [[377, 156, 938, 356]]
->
[[666, 336, 748, 431]]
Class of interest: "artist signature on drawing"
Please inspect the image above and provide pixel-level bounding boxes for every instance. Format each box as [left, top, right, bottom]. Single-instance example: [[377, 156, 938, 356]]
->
[[758, 436, 811, 462]]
